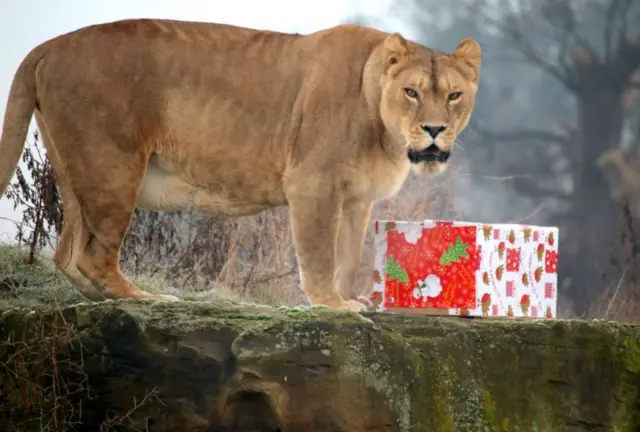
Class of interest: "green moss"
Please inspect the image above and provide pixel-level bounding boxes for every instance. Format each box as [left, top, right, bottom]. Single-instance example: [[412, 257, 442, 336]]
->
[[623, 338, 640, 374], [483, 391, 500, 430], [429, 362, 456, 432], [74, 304, 91, 328], [2, 295, 640, 431], [328, 326, 416, 431], [613, 336, 640, 431]]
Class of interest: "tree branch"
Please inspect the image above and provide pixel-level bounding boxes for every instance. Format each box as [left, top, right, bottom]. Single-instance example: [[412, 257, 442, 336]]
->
[[604, 0, 622, 60], [616, 0, 635, 54], [466, 1, 579, 92], [614, 35, 640, 84], [543, 0, 600, 70], [518, 42, 579, 92]]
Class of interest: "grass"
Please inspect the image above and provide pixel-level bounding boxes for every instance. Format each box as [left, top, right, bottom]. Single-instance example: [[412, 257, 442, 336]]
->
[[0, 245, 169, 432], [0, 245, 82, 309], [2, 238, 638, 323], [0, 243, 273, 310], [0, 242, 309, 430]]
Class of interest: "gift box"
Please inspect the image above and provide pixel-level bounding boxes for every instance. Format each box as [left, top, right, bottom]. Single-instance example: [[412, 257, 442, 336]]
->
[[369, 219, 558, 319]]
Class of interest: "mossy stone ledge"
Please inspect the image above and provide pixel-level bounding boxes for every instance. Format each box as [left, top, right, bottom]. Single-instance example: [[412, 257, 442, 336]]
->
[[0, 299, 638, 431]]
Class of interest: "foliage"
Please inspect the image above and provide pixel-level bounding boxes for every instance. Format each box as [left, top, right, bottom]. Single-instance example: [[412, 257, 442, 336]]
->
[[4, 131, 62, 264]]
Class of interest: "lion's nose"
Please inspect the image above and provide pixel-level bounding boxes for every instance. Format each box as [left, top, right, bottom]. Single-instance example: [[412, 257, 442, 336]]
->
[[420, 124, 447, 138]]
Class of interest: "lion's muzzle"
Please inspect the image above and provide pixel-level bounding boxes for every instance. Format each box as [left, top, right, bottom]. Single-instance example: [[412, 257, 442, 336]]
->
[[407, 144, 450, 164]]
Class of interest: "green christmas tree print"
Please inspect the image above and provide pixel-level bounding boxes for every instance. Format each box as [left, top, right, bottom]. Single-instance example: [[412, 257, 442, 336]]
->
[[439, 236, 470, 265], [386, 255, 409, 283]]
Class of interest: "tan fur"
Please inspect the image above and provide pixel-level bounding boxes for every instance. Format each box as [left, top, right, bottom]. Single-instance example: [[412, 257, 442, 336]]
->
[[0, 19, 481, 310]]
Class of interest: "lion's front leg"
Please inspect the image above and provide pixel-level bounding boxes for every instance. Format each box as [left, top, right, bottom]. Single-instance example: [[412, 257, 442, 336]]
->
[[336, 200, 373, 306], [288, 194, 365, 311]]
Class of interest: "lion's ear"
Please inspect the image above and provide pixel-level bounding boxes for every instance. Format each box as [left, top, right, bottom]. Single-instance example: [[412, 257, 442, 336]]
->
[[453, 38, 481, 80], [383, 33, 409, 66]]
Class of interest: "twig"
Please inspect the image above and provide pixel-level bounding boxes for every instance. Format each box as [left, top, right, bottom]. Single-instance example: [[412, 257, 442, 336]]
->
[[603, 262, 629, 320], [99, 387, 163, 432], [508, 202, 545, 224]]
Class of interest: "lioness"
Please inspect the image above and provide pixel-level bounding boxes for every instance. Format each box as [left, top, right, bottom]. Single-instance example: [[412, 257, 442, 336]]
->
[[0, 19, 481, 311]]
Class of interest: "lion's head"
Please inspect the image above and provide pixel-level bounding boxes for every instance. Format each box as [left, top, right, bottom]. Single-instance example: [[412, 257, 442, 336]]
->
[[370, 33, 481, 174]]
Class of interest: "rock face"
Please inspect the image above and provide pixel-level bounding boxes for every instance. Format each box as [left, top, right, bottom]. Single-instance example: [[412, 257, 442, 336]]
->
[[0, 300, 639, 431]]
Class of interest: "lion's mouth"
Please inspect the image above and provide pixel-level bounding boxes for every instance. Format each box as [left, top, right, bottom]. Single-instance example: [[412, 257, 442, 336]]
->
[[407, 144, 450, 164]]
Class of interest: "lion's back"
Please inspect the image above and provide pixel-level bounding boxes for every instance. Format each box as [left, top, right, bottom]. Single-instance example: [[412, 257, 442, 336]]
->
[[27, 20, 391, 179]]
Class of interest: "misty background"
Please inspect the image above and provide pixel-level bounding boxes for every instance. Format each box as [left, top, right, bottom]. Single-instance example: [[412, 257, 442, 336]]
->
[[1, 0, 639, 321]]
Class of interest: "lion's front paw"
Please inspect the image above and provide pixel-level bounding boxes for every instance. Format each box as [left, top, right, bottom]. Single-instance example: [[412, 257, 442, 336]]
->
[[344, 299, 368, 312], [156, 294, 180, 302], [139, 292, 180, 302], [357, 295, 374, 309]]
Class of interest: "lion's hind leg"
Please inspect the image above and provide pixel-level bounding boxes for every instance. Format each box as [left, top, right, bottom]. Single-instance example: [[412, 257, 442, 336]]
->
[[35, 114, 103, 301], [54, 194, 106, 301], [69, 145, 178, 302], [40, 119, 177, 302]]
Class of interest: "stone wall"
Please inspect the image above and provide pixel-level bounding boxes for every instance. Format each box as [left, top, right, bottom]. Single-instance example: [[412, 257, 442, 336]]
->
[[0, 300, 638, 431]]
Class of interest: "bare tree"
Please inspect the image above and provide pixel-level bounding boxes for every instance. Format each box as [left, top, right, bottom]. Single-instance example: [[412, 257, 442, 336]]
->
[[4, 131, 62, 264], [462, 0, 640, 310]]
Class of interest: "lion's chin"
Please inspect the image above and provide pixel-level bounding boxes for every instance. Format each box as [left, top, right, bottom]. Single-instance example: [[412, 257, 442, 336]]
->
[[405, 143, 450, 175], [410, 161, 449, 175]]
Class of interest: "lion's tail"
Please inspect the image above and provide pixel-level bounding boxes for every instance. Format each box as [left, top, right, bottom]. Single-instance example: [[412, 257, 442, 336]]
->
[[0, 47, 44, 197]]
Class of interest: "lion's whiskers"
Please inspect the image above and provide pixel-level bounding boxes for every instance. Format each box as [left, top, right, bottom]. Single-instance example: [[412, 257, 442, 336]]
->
[[453, 139, 467, 155]]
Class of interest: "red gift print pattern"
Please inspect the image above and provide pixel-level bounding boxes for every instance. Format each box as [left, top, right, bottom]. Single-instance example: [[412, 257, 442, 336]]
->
[[545, 250, 558, 273], [520, 294, 530, 316], [544, 282, 555, 299], [506, 248, 521, 272], [506, 280, 515, 297], [383, 225, 479, 309], [370, 219, 559, 320], [481, 293, 491, 316], [547, 232, 555, 246], [545, 305, 553, 318]]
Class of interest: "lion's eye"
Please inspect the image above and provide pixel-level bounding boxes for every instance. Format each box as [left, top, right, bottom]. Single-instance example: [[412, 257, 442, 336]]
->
[[448, 91, 463, 101], [404, 88, 418, 99]]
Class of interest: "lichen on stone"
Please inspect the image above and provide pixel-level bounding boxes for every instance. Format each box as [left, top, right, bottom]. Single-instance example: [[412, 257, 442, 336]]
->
[[1, 299, 638, 431]]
